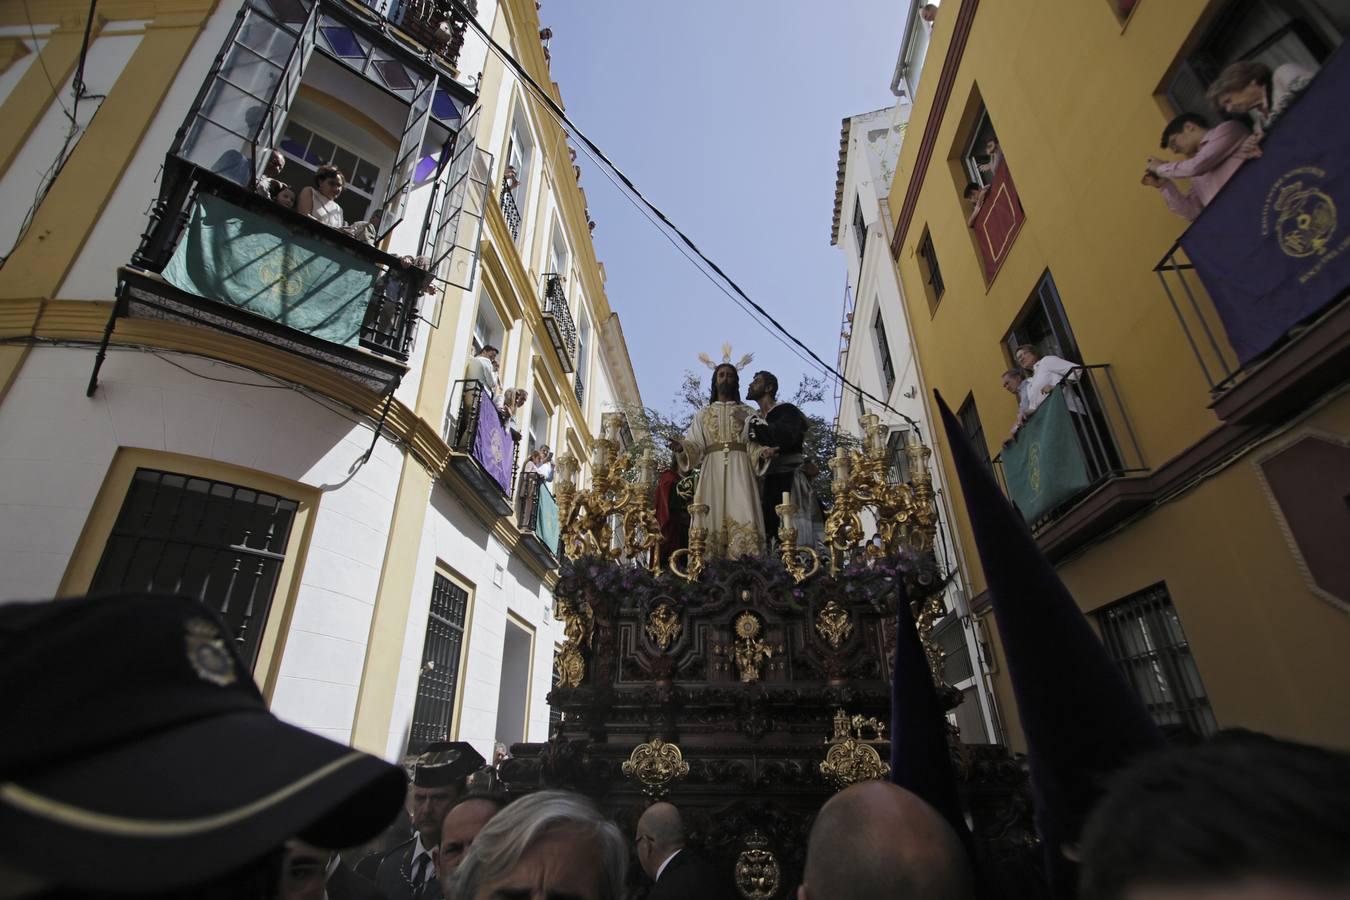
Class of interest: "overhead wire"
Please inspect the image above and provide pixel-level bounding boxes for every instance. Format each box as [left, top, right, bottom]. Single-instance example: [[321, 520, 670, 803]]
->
[[450, 1, 920, 430], [2, 0, 103, 272]]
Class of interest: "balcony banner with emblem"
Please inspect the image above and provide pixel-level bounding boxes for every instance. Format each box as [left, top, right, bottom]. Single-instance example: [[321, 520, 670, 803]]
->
[[1001, 388, 1091, 524], [473, 397, 514, 496], [162, 193, 379, 348], [1180, 46, 1350, 365], [537, 483, 561, 555]]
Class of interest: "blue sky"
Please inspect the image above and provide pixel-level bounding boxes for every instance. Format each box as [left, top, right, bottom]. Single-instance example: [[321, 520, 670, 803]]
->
[[541, 1, 910, 418]]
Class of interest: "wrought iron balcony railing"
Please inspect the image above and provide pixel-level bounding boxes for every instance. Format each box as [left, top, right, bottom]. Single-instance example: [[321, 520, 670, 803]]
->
[[992, 364, 1146, 533], [1153, 46, 1350, 425], [500, 178, 522, 242], [361, 0, 478, 75], [446, 379, 520, 516], [109, 167, 425, 393], [573, 368, 586, 408], [516, 471, 561, 568], [540, 273, 578, 372]]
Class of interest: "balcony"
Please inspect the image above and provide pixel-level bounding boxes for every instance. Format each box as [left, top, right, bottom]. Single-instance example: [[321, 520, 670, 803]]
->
[[993, 365, 1147, 549], [112, 168, 424, 392], [500, 178, 523, 242], [516, 471, 561, 569], [87, 0, 490, 398], [446, 380, 520, 516], [1154, 44, 1350, 427], [540, 273, 577, 372], [363, 0, 478, 75], [573, 367, 586, 408]]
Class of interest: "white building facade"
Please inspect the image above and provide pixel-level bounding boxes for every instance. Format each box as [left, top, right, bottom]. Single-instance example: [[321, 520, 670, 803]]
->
[[0, 0, 639, 764], [830, 97, 1002, 745]]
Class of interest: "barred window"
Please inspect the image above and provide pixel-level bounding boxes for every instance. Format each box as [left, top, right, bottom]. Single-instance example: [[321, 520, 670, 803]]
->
[[1095, 583, 1218, 739], [91, 468, 298, 669], [408, 572, 470, 755], [918, 229, 944, 301]]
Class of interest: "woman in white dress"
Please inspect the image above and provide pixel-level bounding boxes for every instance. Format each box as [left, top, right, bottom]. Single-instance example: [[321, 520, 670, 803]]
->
[[297, 163, 346, 228]]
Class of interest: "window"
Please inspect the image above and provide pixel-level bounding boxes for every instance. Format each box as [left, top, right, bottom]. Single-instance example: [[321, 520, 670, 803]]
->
[[962, 109, 1001, 188], [494, 615, 535, 748], [853, 196, 867, 265], [886, 427, 912, 484], [407, 571, 470, 754], [547, 222, 569, 278], [933, 614, 974, 683], [278, 120, 381, 222], [917, 228, 944, 308], [1003, 271, 1081, 364], [1095, 583, 1217, 739], [873, 309, 896, 395], [503, 115, 534, 237], [90, 468, 299, 669], [957, 394, 992, 475], [1166, 0, 1344, 116], [575, 307, 591, 408]]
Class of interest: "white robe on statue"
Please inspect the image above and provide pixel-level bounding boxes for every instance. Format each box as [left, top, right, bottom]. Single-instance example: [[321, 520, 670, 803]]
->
[[676, 401, 771, 558]]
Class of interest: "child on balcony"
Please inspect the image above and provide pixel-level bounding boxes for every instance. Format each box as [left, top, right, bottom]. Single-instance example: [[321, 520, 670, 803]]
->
[[297, 164, 347, 228]]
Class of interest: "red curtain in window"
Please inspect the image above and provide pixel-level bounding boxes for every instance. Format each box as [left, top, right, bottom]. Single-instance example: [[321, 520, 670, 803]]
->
[[972, 163, 1025, 281]]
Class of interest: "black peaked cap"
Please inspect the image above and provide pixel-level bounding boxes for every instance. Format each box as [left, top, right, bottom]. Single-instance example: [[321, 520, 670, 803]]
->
[[0, 593, 407, 893]]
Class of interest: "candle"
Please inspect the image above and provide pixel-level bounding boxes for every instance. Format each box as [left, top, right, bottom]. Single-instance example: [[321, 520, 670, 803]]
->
[[835, 446, 847, 460], [781, 491, 791, 508]]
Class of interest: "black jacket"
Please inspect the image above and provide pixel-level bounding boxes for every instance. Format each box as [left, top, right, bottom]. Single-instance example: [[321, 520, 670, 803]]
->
[[371, 837, 439, 900], [647, 849, 737, 900]]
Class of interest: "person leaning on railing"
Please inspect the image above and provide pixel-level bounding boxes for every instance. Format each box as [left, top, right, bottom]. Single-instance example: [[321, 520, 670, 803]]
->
[[1015, 344, 1083, 415], [298, 163, 347, 228], [1001, 366, 1033, 444], [1208, 58, 1319, 158], [1142, 113, 1253, 222]]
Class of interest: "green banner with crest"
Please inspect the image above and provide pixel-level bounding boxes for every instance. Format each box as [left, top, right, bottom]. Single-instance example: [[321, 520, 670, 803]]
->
[[162, 192, 378, 348], [1001, 387, 1092, 523]]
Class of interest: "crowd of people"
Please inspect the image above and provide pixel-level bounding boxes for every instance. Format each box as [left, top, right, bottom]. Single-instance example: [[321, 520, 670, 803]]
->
[[3, 591, 1346, 899], [1142, 58, 1318, 220]]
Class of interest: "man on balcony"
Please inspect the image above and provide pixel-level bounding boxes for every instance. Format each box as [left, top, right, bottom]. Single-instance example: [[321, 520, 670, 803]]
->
[[1015, 345, 1083, 416], [1142, 114, 1250, 222], [1001, 366, 1033, 442], [465, 345, 501, 402]]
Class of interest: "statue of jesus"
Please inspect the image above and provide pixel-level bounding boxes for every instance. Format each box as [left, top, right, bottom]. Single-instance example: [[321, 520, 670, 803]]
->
[[669, 362, 774, 558]]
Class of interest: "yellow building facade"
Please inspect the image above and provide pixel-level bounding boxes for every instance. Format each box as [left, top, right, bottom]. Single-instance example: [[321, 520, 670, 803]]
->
[[0, 0, 640, 761], [886, 0, 1349, 750]]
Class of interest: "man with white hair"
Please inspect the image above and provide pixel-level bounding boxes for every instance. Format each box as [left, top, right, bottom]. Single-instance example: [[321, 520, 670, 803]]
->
[[449, 790, 627, 900]]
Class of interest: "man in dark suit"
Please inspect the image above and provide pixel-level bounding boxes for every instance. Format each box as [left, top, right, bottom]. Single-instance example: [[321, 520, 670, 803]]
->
[[367, 742, 485, 900], [636, 802, 735, 900]]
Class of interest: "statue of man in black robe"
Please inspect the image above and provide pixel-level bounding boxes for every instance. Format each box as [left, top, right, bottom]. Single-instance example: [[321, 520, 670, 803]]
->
[[746, 370, 816, 542]]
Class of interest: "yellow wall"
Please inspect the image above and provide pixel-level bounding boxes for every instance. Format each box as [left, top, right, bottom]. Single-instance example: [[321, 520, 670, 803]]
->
[[889, 0, 1350, 749]]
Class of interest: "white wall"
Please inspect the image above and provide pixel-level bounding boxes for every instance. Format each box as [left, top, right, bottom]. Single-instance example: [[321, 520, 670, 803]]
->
[[0, 346, 405, 745], [0, 24, 146, 261], [835, 108, 1001, 743], [383, 481, 564, 763]]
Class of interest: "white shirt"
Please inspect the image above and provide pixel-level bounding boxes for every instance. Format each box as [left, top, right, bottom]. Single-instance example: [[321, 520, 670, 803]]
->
[[465, 355, 500, 399], [655, 848, 682, 882], [1016, 380, 1032, 417], [1025, 355, 1084, 414], [536, 460, 554, 482], [410, 834, 435, 884]]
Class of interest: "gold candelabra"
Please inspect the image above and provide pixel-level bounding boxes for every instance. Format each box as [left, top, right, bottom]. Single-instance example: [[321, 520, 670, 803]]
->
[[775, 493, 820, 582], [823, 415, 947, 682], [668, 502, 709, 582], [823, 414, 937, 574], [553, 413, 662, 572]]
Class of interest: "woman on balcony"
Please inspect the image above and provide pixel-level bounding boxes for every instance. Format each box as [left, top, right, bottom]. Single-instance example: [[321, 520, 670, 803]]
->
[[297, 164, 347, 228]]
